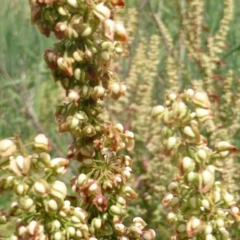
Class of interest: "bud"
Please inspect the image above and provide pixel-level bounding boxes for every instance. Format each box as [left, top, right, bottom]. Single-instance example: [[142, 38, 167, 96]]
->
[[77, 173, 88, 186], [94, 3, 111, 21], [186, 217, 202, 237], [109, 205, 122, 216], [54, 232, 62, 240], [195, 108, 213, 122], [80, 24, 92, 37], [201, 199, 210, 209], [74, 68, 81, 80], [223, 192, 235, 206], [81, 85, 93, 99], [92, 218, 102, 229], [192, 92, 210, 109], [114, 23, 128, 42], [34, 134, 51, 152], [162, 193, 174, 207], [0, 138, 16, 157], [181, 156, 195, 174], [166, 212, 176, 224], [33, 179, 50, 197], [114, 223, 125, 233], [82, 125, 96, 137], [166, 136, 177, 150], [183, 126, 195, 138], [133, 217, 147, 230], [151, 105, 165, 119], [67, 0, 78, 8], [91, 86, 105, 101], [27, 220, 43, 235], [9, 155, 31, 176], [122, 186, 137, 199], [142, 229, 156, 240], [50, 158, 69, 175], [215, 141, 237, 152], [185, 88, 195, 98], [68, 90, 80, 103], [19, 197, 35, 211], [51, 181, 67, 199], [230, 206, 240, 221]]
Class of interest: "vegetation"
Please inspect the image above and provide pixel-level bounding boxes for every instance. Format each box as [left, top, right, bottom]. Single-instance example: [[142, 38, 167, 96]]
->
[[1, 0, 240, 239]]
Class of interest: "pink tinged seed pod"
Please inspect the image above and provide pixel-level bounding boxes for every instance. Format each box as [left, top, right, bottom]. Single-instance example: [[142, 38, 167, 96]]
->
[[0, 138, 16, 157], [133, 217, 147, 230], [230, 206, 240, 221], [34, 134, 51, 152], [162, 193, 174, 207], [215, 141, 237, 152], [114, 22, 128, 42], [103, 19, 115, 41], [68, 90, 80, 103], [141, 229, 156, 240], [27, 220, 43, 236], [9, 155, 31, 176], [110, 0, 125, 7], [186, 217, 202, 238], [57, 57, 73, 76], [93, 194, 108, 212]]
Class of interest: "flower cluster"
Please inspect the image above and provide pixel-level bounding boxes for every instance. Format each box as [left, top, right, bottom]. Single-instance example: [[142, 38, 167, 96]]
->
[[0, 0, 155, 239], [152, 90, 238, 239]]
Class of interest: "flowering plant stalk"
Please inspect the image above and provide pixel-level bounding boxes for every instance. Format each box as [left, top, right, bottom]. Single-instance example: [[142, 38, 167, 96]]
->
[[0, 0, 155, 239], [152, 90, 239, 239]]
